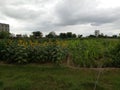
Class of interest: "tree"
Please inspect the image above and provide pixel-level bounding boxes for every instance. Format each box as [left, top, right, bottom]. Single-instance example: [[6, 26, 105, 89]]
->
[[112, 35, 117, 38], [46, 31, 56, 38], [72, 34, 77, 38], [59, 33, 67, 39], [23, 34, 28, 38], [98, 33, 104, 38], [66, 32, 72, 38], [32, 31, 43, 38], [0, 31, 10, 39], [59, 32, 77, 39], [78, 34, 83, 38], [16, 34, 22, 38], [10, 33, 15, 38], [88, 35, 96, 38]]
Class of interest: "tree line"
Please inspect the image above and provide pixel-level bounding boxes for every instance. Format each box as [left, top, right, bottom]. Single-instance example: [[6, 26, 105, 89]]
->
[[0, 30, 119, 39]]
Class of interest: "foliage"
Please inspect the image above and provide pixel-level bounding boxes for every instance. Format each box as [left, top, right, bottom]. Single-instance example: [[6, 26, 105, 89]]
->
[[27, 44, 67, 64], [46, 31, 57, 38], [67, 39, 119, 67], [110, 42, 120, 67], [0, 31, 10, 39], [0, 38, 120, 67], [1, 42, 28, 64], [78, 34, 83, 38], [0, 39, 67, 64], [0, 40, 8, 60], [32, 31, 43, 38], [59, 32, 77, 39]]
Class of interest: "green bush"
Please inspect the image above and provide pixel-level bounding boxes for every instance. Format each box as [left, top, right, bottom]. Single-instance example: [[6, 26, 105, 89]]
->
[[110, 43, 120, 67], [0, 39, 67, 64], [68, 39, 119, 67], [27, 45, 67, 64], [0, 40, 7, 61], [2, 44, 28, 64], [0, 38, 120, 67], [0, 31, 10, 39]]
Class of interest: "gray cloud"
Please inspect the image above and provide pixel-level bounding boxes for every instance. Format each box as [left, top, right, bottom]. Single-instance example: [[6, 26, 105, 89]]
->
[[0, 0, 120, 35], [55, 0, 120, 26], [1, 7, 41, 20], [0, 0, 58, 33]]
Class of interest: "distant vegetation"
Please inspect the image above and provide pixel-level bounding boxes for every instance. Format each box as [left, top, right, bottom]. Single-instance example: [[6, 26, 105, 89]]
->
[[0, 31, 120, 67], [0, 30, 118, 39]]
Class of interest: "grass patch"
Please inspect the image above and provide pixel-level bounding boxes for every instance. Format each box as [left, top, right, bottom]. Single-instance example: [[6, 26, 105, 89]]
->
[[0, 64, 119, 90], [0, 80, 3, 90], [80, 82, 105, 90]]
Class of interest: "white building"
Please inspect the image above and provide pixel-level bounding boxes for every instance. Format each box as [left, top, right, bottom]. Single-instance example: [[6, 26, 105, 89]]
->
[[0, 23, 9, 32], [94, 30, 100, 37]]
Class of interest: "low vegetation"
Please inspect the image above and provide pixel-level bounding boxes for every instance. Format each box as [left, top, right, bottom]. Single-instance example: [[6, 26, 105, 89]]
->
[[0, 65, 119, 90], [0, 39, 67, 64], [0, 38, 120, 67], [0, 31, 120, 89]]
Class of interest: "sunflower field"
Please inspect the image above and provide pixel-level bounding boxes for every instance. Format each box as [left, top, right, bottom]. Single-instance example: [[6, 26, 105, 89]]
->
[[0, 38, 120, 67]]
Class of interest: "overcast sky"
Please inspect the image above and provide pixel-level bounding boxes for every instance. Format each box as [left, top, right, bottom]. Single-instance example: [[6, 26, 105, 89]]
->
[[0, 0, 120, 36]]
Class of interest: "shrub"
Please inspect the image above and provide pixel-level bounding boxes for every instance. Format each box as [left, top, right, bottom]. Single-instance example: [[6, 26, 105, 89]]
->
[[0, 39, 68, 64], [0, 40, 7, 61], [27, 44, 67, 64], [110, 43, 120, 67], [67, 39, 119, 67], [2, 44, 28, 64]]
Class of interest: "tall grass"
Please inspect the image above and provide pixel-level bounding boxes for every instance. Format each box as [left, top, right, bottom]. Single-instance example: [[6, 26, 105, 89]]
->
[[68, 38, 119, 67]]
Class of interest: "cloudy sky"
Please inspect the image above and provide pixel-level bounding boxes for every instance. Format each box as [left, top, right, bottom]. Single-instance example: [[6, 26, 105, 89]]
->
[[0, 0, 120, 36]]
